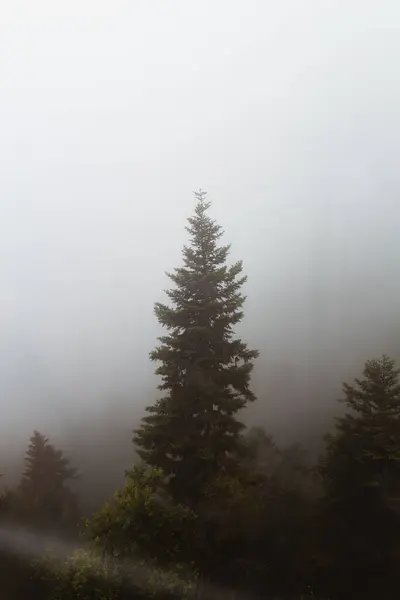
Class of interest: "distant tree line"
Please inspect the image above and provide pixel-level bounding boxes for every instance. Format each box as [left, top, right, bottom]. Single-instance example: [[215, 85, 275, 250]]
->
[[1, 191, 400, 599]]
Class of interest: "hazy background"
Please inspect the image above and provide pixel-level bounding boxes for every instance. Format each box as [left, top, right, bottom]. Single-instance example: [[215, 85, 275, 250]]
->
[[0, 1, 399, 501]]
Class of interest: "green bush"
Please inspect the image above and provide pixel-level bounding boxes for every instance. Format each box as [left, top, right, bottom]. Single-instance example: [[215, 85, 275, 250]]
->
[[46, 549, 196, 600]]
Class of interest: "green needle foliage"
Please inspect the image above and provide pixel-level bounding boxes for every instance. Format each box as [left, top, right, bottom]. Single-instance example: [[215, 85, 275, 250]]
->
[[134, 191, 259, 504]]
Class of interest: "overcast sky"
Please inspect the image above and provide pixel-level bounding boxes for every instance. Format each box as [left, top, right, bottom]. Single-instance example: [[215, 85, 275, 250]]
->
[[0, 1, 399, 445]]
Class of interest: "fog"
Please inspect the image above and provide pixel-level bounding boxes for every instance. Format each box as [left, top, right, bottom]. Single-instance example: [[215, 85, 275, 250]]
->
[[0, 1, 399, 500]]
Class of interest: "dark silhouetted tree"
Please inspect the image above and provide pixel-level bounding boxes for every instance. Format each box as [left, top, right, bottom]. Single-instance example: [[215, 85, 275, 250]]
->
[[134, 191, 259, 505], [319, 355, 400, 598], [321, 355, 400, 507], [17, 430, 78, 531]]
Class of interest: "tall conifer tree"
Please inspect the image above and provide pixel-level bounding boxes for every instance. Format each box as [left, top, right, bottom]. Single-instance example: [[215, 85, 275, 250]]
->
[[134, 191, 259, 503]]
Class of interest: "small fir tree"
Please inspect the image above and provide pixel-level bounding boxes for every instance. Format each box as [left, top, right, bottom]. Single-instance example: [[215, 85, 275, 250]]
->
[[134, 191, 259, 504], [319, 355, 400, 594], [321, 355, 400, 505], [19, 430, 78, 529]]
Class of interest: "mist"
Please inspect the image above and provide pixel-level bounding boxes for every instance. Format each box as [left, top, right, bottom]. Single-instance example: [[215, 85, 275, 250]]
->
[[0, 1, 399, 502]]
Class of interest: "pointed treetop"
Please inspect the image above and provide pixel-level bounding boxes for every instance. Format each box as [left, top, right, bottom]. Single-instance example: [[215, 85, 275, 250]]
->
[[193, 188, 207, 202], [192, 189, 211, 218], [341, 354, 400, 416]]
